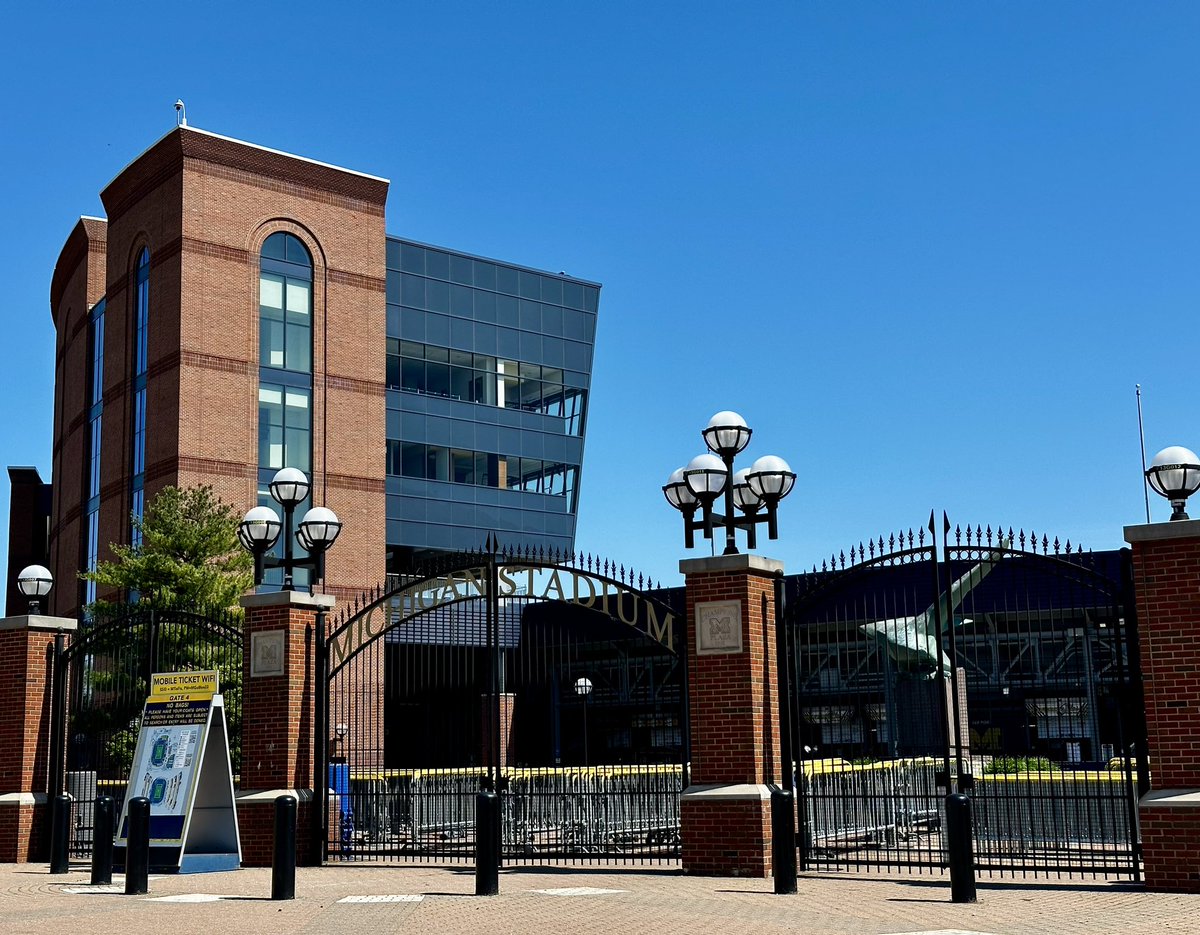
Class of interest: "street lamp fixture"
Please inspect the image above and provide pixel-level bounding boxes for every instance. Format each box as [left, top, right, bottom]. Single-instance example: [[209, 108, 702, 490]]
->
[[663, 411, 795, 554], [16, 564, 52, 614], [238, 467, 342, 589], [1146, 446, 1200, 521], [575, 677, 593, 768]]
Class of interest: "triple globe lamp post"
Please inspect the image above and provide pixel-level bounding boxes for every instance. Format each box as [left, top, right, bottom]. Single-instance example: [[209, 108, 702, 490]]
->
[[237, 467, 343, 588]]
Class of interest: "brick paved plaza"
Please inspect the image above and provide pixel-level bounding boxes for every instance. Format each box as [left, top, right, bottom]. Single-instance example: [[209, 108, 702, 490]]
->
[[0, 864, 1196, 935]]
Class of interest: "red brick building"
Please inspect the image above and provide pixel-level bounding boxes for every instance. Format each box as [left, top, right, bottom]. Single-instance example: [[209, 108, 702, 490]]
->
[[38, 124, 598, 615]]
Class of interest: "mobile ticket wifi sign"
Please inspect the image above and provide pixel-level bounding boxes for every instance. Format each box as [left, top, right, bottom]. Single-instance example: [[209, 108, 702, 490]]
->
[[115, 670, 241, 872]]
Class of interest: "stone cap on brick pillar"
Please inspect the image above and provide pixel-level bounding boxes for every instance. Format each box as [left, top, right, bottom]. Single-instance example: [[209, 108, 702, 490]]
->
[[240, 592, 336, 611], [679, 554, 785, 576], [0, 616, 77, 633], [1124, 518, 1200, 544]]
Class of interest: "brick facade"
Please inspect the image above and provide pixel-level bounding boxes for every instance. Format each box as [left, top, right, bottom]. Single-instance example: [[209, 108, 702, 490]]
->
[[1125, 519, 1200, 892], [0, 615, 76, 862], [48, 127, 389, 618], [679, 554, 784, 876]]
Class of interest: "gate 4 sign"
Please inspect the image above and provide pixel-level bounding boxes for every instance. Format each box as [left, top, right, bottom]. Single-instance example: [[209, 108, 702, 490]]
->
[[115, 669, 241, 872]]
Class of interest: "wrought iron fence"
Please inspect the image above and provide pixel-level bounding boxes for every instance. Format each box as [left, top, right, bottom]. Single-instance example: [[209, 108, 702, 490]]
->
[[53, 603, 243, 860]]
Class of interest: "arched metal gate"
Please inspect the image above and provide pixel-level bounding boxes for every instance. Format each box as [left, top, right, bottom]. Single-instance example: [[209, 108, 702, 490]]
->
[[50, 604, 243, 859], [320, 545, 687, 865], [782, 520, 1146, 879]]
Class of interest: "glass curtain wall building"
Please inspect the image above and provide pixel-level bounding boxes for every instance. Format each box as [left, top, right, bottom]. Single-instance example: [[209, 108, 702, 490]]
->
[[384, 238, 598, 569]]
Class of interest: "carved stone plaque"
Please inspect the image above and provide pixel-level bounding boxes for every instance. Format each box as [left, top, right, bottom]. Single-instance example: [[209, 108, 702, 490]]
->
[[695, 600, 743, 655], [250, 629, 286, 677]]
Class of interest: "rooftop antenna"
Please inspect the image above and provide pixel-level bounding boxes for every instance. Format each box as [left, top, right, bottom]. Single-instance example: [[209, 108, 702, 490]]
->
[[1137, 384, 1151, 523], [174, 99, 187, 128]]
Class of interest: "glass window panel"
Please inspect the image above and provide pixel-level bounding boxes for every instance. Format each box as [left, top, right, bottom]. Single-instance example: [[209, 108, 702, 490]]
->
[[400, 243, 425, 274], [518, 362, 541, 379], [426, 362, 450, 397], [473, 261, 497, 290], [401, 273, 425, 306], [541, 366, 563, 384], [386, 239, 403, 270], [425, 250, 450, 280], [285, 427, 310, 472], [425, 345, 449, 363], [386, 273, 402, 305], [583, 287, 599, 313], [286, 281, 310, 315], [450, 284, 473, 316], [387, 337, 400, 355], [563, 281, 584, 309], [450, 366, 472, 401], [449, 349, 473, 368], [541, 276, 563, 305], [285, 389, 310, 411], [496, 294, 519, 327], [473, 290, 496, 322], [519, 299, 541, 331], [450, 254, 473, 284], [259, 385, 283, 414], [262, 232, 287, 260], [547, 465, 565, 496], [426, 279, 449, 313], [401, 358, 424, 392], [285, 234, 311, 266], [401, 442, 426, 478], [261, 319, 284, 368], [519, 271, 540, 298], [496, 265, 518, 296], [476, 452, 492, 487], [504, 455, 520, 490], [472, 368, 496, 406], [542, 304, 563, 336], [400, 340, 424, 358], [451, 449, 474, 485], [386, 352, 400, 388], [427, 446, 449, 481], [520, 458, 543, 493], [286, 323, 311, 372], [260, 274, 284, 309]]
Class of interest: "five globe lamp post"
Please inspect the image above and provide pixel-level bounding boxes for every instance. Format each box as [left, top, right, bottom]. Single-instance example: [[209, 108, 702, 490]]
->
[[662, 411, 796, 554], [1145, 446, 1200, 521], [237, 467, 343, 588]]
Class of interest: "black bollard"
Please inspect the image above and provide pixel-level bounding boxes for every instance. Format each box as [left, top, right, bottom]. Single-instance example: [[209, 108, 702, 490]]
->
[[271, 795, 297, 900], [91, 796, 115, 885], [475, 789, 500, 896], [770, 785, 797, 894], [945, 792, 977, 903], [49, 793, 71, 874], [125, 797, 150, 895]]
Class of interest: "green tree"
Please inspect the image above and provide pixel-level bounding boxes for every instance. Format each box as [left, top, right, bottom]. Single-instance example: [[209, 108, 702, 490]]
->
[[83, 485, 253, 610], [78, 485, 250, 776]]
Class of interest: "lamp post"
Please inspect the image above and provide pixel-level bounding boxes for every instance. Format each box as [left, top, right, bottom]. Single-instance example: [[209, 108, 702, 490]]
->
[[574, 676, 593, 767], [16, 564, 53, 614], [237, 467, 343, 588], [1146, 446, 1200, 521], [663, 411, 796, 554]]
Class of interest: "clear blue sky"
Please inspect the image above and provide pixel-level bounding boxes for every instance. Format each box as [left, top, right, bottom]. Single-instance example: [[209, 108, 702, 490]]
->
[[1, 2, 1196, 591]]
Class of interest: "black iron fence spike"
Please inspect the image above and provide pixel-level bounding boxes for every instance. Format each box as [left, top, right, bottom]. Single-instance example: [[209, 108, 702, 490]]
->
[[821, 560, 828, 572]]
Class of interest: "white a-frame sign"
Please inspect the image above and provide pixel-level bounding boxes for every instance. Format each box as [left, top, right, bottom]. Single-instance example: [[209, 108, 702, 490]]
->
[[114, 670, 241, 872]]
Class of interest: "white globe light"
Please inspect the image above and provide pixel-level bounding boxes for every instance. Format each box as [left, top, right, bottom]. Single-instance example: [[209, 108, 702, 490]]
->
[[16, 564, 53, 598], [269, 467, 311, 507], [703, 410, 753, 457], [238, 505, 282, 549], [732, 468, 763, 512], [684, 452, 728, 499], [663, 467, 697, 510], [746, 455, 796, 500], [1147, 446, 1200, 519], [297, 506, 343, 550]]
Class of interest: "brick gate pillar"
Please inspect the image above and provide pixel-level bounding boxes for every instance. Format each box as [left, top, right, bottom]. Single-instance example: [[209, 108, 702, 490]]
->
[[1125, 519, 1200, 892], [238, 591, 332, 867], [0, 613, 75, 862], [680, 554, 783, 876]]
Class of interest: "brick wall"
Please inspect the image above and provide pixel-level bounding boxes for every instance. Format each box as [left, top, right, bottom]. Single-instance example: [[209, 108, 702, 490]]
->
[[1126, 520, 1200, 892]]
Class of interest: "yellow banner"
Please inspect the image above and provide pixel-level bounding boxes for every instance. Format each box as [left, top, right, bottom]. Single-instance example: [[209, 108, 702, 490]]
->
[[150, 670, 219, 700]]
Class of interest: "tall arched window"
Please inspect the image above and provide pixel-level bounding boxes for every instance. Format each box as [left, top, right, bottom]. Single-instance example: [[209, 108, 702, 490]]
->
[[130, 247, 149, 546], [257, 232, 314, 587]]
